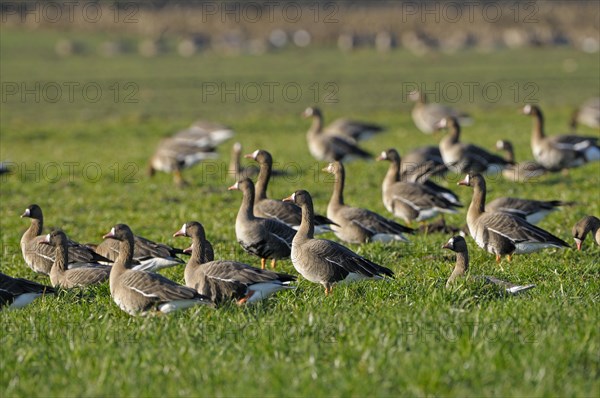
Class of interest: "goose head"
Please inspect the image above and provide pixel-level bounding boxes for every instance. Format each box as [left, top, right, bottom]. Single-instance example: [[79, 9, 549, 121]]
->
[[21, 204, 42, 220], [283, 190, 313, 208], [322, 161, 342, 175], [302, 106, 321, 118], [572, 216, 600, 251], [442, 235, 468, 253], [40, 230, 68, 248], [173, 221, 206, 239], [376, 148, 401, 163], [245, 149, 273, 166], [103, 224, 134, 242]]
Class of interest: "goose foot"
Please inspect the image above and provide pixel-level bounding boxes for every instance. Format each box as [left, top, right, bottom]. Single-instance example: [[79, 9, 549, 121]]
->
[[237, 290, 254, 305], [260, 258, 266, 270], [271, 259, 276, 269]]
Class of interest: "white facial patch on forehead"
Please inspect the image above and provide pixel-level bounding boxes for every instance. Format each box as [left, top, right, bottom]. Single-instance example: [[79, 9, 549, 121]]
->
[[182, 223, 187, 234]]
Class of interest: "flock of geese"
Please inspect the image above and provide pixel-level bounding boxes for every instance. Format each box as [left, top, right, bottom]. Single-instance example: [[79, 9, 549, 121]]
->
[[2, 92, 599, 316]]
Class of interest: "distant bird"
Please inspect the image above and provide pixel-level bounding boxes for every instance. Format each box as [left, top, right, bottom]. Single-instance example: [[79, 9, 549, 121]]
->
[[173, 221, 295, 305], [570, 97, 600, 130], [302, 107, 372, 162], [572, 215, 600, 251], [458, 173, 570, 264], [400, 146, 447, 180], [523, 104, 599, 171], [229, 142, 258, 180], [0, 273, 55, 309], [442, 236, 535, 294], [495, 139, 546, 183], [103, 224, 213, 316], [284, 190, 394, 296], [486, 197, 574, 225], [302, 106, 384, 143], [148, 121, 234, 186], [408, 90, 472, 134], [229, 178, 296, 270]]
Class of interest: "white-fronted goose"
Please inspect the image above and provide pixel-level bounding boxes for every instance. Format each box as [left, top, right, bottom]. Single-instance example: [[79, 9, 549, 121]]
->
[[103, 224, 213, 315], [173, 221, 295, 305], [570, 97, 600, 130], [458, 173, 570, 263], [495, 139, 546, 182], [323, 161, 413, 244], [302, 106, 385, 142], [42, 230, 111, 289], [408, 90, 472, 134], [572, 215, 600, 251], [0, 272, 55, 309], [229, 178, 296, 269], [438, 117, 510, 174], [284, 190, 394, 295], [245, 149, 334, 233], [302, 107, 372, 162], [20, 204, 111, 275], [486, 197, 573, 225], [442, 236, 535, 294], [229, 142, 258, 180], [377, 149, 460, 224], [524, 104, 599, 171]]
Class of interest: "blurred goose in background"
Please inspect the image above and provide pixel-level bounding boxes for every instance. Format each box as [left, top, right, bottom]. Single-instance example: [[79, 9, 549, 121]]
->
[[302, 107, 372, 162], [20, 204, 111, 275], [323, 161, 413, 244], [229, 142, 258, 180], [0, 272, 55, 309], [302, 106, 385, 143], [486, 197, 574, 225], [438, 117, 510, 174], [523, 104, 599, 171], [148, 121, 234, 186], [572, 215, 600, 250], [284, 190, 394, 296], [570, 97, 600, 130], [442, 236, 535, 294], [458, 173, 569, 264], [103, 224, 213, 316], [400, 146, 447, 180], [408, 90, 472, 134], [42, 230, 111, 289], [229, 178, 296, 270], [173, 221, 295, 305], [495, 139, 546, 182]]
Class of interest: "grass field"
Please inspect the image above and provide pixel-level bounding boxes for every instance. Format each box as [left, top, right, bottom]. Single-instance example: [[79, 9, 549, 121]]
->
[[1, 27, 599, 397]]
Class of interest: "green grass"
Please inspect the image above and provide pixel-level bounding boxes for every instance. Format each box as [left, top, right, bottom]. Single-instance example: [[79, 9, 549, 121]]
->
[[1, 28, 599, 397]]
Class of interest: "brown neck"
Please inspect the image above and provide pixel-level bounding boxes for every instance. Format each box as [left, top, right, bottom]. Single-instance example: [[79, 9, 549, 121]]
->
[[531, 109, 545, 142], [447, 122, 460, 144], [23, 218, 43, 242], [503, 146, 515, 163], [255, 161, 272, 201], [52, 241, 69, 273], [447, 250, 469, 285], [190, 232, 208, 265], [467, 178, 486, 222], [296, 200, 315, 241], [238, 185, 256, 221], [112, 235, 134, 277], [308, 114, 324, 137], [383, 158, 401, 191], [329, 167, 345, 208]]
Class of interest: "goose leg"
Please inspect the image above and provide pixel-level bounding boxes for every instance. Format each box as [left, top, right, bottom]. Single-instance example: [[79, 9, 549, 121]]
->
[[237, 290, 255, 305], [495, 254, 501, 263], [507, 254, 513, 262], [260, 258, 266, 270], [271, 259, 276, 269]]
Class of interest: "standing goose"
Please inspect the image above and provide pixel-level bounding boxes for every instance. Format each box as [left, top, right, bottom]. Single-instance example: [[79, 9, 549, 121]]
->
[[438, 117, 510, 174], [41, 230, 111, 289], [0, 273, 55, 309], [408, 90, 472, 134], [283, 190, 394, 295], [486, 197, 573, 225], [570, 97, 600, 130], [229, 178, 296, 269], [524, 104, 599, 171], [442, 236, 535, 294], [458, 173, 570, 263], [173, 221, 296, 305], [495, 139, 546, 182], [377, 149, 460, 224], [103, 224, 213, 316], [572, 215, 600, 251], [302, 106, 385, 142], [20, 204, 111, 275], [245, 149, 335, 233], [302, 107, 372, 162], [323, 161, 413, 244]]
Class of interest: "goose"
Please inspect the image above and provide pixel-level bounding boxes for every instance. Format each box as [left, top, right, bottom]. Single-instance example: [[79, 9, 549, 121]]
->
[[570, 97, 600, 130], [229, 142, 258, 180], [408, 90, 472, 134], [438, 117, 510, 174], [442, 236, 535, 294], [458, 173, 570, 263], [322, 161, 413, 244], [495, 139, 546, 182], [228, 178, 296, 269], [572, 215, 600, 251], [523, 104, 599, 171], [245, 149, 335, 233], [377, 149, 461, 224], [41, 230, 111, 289], [103, 224, 213, 316], [20, 204, 111, 275], [301, 106, 384, 143], [173, 221, 296, 305], [486, 197, 573, 225], [0, 162, 11, 175], [400, 146, 447, 180], [0, 272, 55, 309], [283, 190, 394, 295], [302, 107, 372, 162]]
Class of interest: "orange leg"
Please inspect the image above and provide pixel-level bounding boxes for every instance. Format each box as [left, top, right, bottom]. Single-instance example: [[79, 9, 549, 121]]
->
[[271, 259, 276, 269], [507, 254, 513, 262], [237, 290, 255, 305], [495, 254, 501, 263], [260, 258, 266, 270]]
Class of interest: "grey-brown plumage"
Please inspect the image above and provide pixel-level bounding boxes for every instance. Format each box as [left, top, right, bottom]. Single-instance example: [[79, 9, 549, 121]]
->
[[495, 139, 546, 183], [20, 204, 111, 275], [570, 97, 600, 130], [0, 272, 55, 309], [323, 161, 413, 244], [174, 221, 295, 305], [229, 142, 259, 180], [302, 106, 385, 142], [409, 90, 472, 134], [42, 230, 110, 289], [442, 236, 535, 294], [486, 197, 573, 225], [524, 104, 599, 171], [229, 178, 296, 269], [458, 173, 570, 263], [284, 190, 394, 295], [103, 224, 213, 316], [572, 215, 600, 251], [400, 146, 447, 180]]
